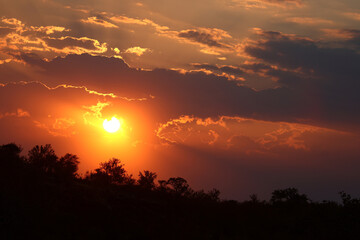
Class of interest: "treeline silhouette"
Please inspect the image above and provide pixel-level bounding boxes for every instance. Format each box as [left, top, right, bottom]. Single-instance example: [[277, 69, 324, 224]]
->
[[1, 143, 360, 239]]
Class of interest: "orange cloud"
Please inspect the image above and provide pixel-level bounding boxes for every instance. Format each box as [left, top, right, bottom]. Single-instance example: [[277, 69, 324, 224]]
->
[[321, 29, 357, 39], [229, 0, 303, 9], [286, 17, 333, 25], [110, 15, 148, 26], [125, 46, 149, 56], [82, 13, 237, 56], [82, 101, 110, 126], [34, 118, 76, 137], [30, 26, 69, 35], [177, 28, 232, 49], [0, 17, 108, 61], [156, 115, 340, 152], [0, 108, 30, 119], [41, 83, 118, 98], [1, 17, 69, 34], [344, 12, 360, 21], [81, 17, 118, 28]]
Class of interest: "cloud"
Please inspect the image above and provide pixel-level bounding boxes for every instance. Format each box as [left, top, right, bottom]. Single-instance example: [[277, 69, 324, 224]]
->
[[44, 36, 104, 51], [244, 29, 360, 80], [321, 29, 360, 50], [30, 26, 69, 35], [0, 17, 107, 60], [286, 17, 333, 25], [191, 63, 244, 76], [178, 28, 231, 49], [2, 64, 360, 202], [1, 2, 360, 200], [344, 12, 360, 21], [34, 118, 76, 137], [230, 0, 303, 9], [156, 115, 341, 151], [321, 29, 356, 39], [0, 81, 118, 138], [0, 108, 30, 119], [12, 52, 360, 132], [190, 63, 245, 81], [0, 27, 15, 37], [81, 16, 118, 28], [1, 17, 68, 35], [110, 15, 148, 26], [153, 114, 360, 201], [82, 12, 235, 56], [125, 46, 149, 56], [261, 0, 303, 6]]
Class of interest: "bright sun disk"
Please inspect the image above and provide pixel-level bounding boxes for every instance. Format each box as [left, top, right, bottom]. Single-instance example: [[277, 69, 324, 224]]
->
[[103, 117, 121, 133]]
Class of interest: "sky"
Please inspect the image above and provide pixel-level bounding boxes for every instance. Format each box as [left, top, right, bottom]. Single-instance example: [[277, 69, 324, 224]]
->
[[1, 0, 360, 201]]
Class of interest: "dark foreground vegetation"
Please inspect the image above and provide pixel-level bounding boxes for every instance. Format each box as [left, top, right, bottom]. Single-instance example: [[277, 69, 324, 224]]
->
[[1, 143, 360, 239]]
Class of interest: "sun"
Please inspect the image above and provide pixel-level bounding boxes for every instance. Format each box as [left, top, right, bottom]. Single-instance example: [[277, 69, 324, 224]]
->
[[103, 117, 121, 133]]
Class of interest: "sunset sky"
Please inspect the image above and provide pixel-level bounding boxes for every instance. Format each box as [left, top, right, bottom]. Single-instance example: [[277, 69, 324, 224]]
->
[[1, 0, 360, 201]]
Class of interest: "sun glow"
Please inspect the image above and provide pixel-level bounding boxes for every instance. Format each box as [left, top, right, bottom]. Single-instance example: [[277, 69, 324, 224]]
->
[[103, 117, 121, 133]]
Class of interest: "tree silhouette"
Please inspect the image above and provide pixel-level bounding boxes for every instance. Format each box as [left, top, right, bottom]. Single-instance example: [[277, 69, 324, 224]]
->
[[27, 144, 58, 175], [191, 188, 221, 201], [88, 158, 134, 185], [166, 177, 192, 196], [249, 194, 260, 203], [339, 191, 360, 206], [0, 143, 23, 168], [57, 153, 79, 179], [270, 188, 309, 205], [26, 144, 79, 179], [157, 179, 168, 192], [4, 142, 360, 239], [137, 170, 157, 189], [207, 188, 221, 201]]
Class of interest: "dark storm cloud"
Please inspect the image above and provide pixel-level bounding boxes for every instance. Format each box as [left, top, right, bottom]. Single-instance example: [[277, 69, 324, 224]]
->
[[241, 62, 305, 86], [244, 30, 360, 104], [245, 30, 360, 82], [18, 38, 360, 131]]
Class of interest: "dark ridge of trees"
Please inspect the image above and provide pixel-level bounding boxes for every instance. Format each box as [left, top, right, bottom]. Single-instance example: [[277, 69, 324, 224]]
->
[[1, 143, 360, 239]]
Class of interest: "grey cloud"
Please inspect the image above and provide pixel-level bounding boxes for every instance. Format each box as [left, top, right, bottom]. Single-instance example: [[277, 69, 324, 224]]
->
[[44, 36, 99, 50], [338, 29, 360, 50], [178, 30, 228, 49], [264, 0, 302, 4], [192, 63, 244, 76], [16, 48, 360, 131], [245, 30, 360, 82]]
